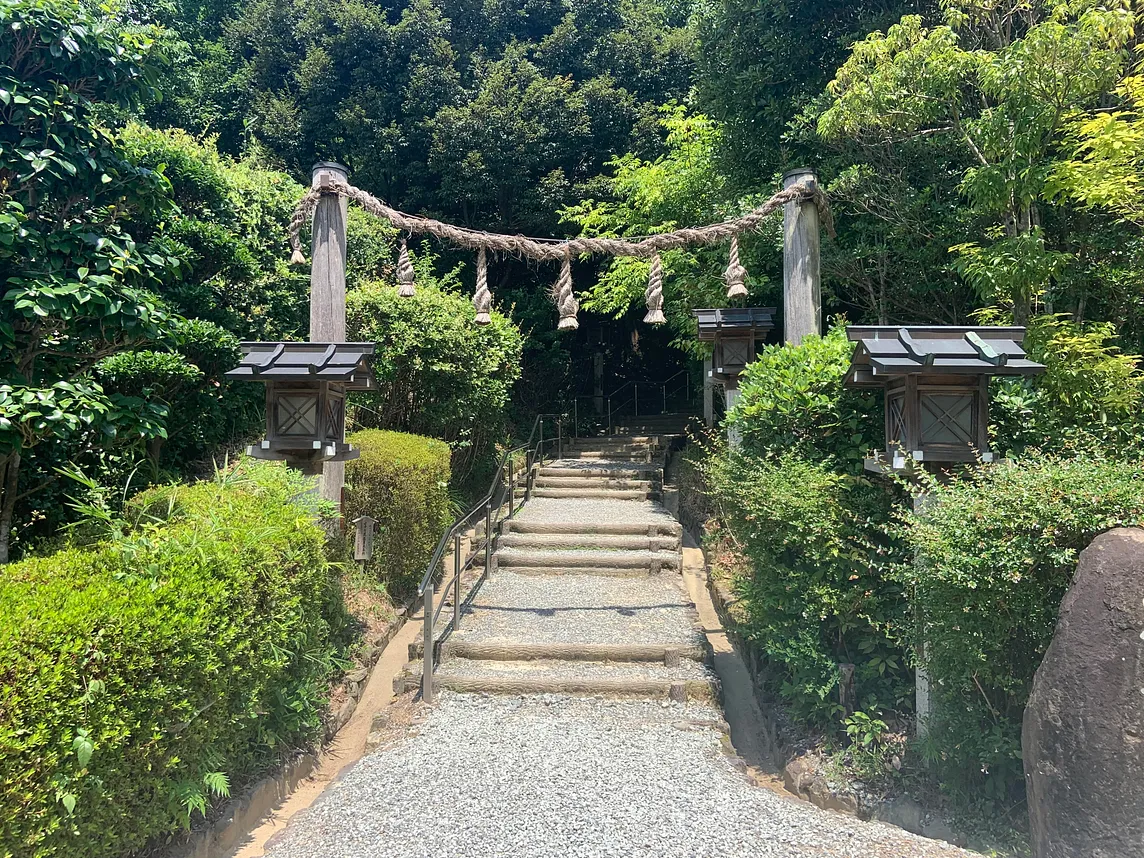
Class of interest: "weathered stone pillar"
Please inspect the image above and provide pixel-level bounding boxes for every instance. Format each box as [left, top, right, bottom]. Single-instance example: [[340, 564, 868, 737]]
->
[[725, 384, 741, 449], [703, 357, 714, 428], [309, 162, 349, 506], [782, 168, 822, 346], [1023, 527, 1144, 858]]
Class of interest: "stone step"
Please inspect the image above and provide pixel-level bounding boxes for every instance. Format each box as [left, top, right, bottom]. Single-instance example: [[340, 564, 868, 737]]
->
[[531, 487, 657, 500], [499, 533, 680, 551], [502, 519, 681, 537], [397, 658, 718, 702], [496, 548, 680, 571], [533, 477, 655, 490], [538, 466, 659, 478], [408, 639, 707, 664]]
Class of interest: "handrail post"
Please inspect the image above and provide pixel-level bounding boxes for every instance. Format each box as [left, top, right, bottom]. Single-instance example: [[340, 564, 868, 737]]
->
[[573, 399, 578, 439], [607, 397, 612, 435], [635, 384, 639, 418], [453, 533, 462, 631], [507, 464, 515, 520], [662, 384, 666, 414], [423, 585, 434, 703], [557, 419, 562, 459], [484, 502, 493, 579]]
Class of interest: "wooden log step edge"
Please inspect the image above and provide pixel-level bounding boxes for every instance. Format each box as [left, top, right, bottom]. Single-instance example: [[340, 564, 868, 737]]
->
[[432, 675, 719, 702]]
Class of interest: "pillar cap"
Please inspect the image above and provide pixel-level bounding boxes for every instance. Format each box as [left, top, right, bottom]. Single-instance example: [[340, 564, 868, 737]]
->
[[783, 166, 817, 187], [311, 161, 349, 179]]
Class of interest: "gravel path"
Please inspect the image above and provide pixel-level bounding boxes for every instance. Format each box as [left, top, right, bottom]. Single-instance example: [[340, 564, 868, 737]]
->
[[263, 694, 979, 858], [453, 572, 703, 647], [436, 657, 714, 683], [515, 496, 676, 525]]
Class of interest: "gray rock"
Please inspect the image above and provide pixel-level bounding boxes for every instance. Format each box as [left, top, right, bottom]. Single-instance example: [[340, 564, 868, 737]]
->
[[1023, 527, 1144, 858], [875, 797, 924, 835]]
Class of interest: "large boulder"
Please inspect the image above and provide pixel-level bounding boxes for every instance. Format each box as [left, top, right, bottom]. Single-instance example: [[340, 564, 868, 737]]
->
[[1023, 527, 1144, 858]]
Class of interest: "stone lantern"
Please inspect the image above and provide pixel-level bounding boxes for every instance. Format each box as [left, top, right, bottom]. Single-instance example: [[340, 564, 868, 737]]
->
[[226, 341, 375, 473], [843, 326, 1044, 472]]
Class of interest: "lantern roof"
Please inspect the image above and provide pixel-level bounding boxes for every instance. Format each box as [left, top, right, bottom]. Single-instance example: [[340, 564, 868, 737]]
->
[[226, 342, 376, 389], [844, 326, 1044, 388], [693, 307, 776, 341]]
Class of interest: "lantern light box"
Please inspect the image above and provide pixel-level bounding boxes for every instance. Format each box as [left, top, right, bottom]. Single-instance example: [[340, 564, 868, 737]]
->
[[693, 307, 776, 386], [226, 341, 375, 472], [843, 326, 1045, 472]]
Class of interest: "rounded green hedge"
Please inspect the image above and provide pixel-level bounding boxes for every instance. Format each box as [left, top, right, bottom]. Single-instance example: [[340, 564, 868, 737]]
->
[[0, 462, 348, 858], [343, 429, 453, 595]]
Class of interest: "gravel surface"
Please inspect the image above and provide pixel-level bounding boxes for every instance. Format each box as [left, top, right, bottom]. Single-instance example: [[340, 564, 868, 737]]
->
[[454, 572, 702, 647], [436, 657, 714, 683], [263, 694, 979, 858], [515, 496, 676, 525]]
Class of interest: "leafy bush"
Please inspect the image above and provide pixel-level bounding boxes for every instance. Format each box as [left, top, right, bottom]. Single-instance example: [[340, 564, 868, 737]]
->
[[0, 461, 350, 858], [897, 455, 1144, 803], [347, 276, 523, 479], [343, 429, 453, 595], [991, 314, 1144, 456], [705, 448, 907, 723], [725, 324, 883, 473]]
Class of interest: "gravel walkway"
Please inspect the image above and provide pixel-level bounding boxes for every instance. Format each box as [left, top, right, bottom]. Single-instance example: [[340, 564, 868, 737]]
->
[[263, 694, 979, 858], [515, 496, 676, 525], [454, 572, 702, 647]]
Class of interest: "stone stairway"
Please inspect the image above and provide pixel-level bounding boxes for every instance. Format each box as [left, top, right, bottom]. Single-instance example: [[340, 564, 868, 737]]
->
[[397, 437, 714, 702]]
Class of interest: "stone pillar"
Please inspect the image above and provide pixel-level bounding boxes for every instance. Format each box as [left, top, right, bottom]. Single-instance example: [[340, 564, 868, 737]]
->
[[912, 492, 934, 738], [725, 384, 741, 449], [1023, 527, 1144, 858], [783, 168, 822, 346], [309, 162, 349, 506]]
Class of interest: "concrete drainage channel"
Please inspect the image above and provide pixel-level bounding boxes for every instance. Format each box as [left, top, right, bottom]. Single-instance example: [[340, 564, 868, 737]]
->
[[189, 434, 980, 858]]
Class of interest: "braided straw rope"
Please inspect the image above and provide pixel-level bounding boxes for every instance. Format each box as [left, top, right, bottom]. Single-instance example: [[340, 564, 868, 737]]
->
[[553, 252, 578, 330], [643, 253, 665, 324], [473, 247, 492, 324], [287, 178, 831, 263], [724, 234, 749, 299], [396, 239, 416, 297]]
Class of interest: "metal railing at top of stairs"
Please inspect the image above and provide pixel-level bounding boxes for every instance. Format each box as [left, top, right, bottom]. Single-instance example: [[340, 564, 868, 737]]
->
[[572, 369, 694, 437], [417, 413, 564, 703]]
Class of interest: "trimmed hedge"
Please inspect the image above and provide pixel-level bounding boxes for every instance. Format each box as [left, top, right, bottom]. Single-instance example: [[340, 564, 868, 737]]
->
[[344, 429, 453, 594], [0, 462, 349, 858], [899, 455, 1144, 802]]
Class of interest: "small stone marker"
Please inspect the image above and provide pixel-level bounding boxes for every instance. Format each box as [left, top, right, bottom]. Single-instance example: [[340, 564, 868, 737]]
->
[[1023, 527, 1144, 858], [353, 515, 377, 562]]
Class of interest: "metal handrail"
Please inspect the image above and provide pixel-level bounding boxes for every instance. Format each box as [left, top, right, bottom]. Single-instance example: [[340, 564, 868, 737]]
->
[[572, 368, 695, 435], [417, 413, 563, 702]]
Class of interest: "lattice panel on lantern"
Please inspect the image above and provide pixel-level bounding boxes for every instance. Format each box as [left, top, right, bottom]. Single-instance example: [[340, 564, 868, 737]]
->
[[919, 393, 974, 445], [721, 339, 751, 367], [277, 395, 318, 436], [887, 393, 908, 446], [325, 396, 344, 439]]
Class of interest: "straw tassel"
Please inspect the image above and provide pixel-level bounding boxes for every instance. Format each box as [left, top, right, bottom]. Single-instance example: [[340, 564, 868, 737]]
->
[[643, 253, 666, 324], [724, 234, 749, 299], [290, 247, 306, 266], [554, 252, 578, 331], [397, 239, 416, 297], [473, 247, 492, 325]]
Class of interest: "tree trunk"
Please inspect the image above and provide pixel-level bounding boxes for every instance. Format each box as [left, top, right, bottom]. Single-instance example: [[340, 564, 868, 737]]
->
[[0, 448, 22, 564]]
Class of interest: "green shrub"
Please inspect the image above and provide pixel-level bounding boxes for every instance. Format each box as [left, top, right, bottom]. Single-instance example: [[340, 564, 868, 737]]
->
[[991, 314, 1144, 456], [347, 277, 523, 479], [344, 429, 454, 595], [897, 454, 1144, 803], [0, 461, 349, 858], [725, 323, 883, 473], [706, 448, 907, 723]]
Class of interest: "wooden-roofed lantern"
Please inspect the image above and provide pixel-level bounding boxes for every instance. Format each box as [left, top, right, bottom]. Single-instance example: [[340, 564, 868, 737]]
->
[[226, 341, 375, 473], [694, 308, 776, 443], [843, 326, 1044, 473], [694, 307, 776, 386]]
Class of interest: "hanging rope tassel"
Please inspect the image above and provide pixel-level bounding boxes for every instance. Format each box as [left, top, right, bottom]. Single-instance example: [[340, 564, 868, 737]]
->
[[554, 252, 579, 331], [397, 239, 416, 297], [724, 234, 749, 299], [643, 253, 666, 324], [473, 247, 492, 325]]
